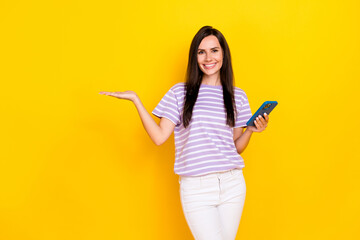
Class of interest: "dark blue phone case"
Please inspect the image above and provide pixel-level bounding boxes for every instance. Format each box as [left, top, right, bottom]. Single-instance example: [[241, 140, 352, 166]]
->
[[246, 101, 278, 127]]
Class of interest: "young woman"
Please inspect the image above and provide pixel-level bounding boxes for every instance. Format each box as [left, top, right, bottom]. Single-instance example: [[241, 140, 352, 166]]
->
[[100, 26, 269, 240]]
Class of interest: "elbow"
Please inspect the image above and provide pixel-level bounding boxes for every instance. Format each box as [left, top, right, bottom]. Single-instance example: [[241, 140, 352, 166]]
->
[[154, 138, 165, 146], [154, 141, 162, 146], [236, 147, 244, 155]]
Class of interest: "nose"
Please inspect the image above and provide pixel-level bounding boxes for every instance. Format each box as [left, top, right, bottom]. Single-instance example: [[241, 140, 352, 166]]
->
[[205, 52, 212, 62]]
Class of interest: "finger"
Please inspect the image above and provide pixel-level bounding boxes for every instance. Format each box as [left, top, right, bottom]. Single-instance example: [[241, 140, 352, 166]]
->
[[256, 117, 264, 128], [107, 92, 119, 97], [110, 92, 121, 98], [100, 91, 113, 96], [254, 119, 261, 130], [259, 116, 267, 129], [258, 115, 267, 125], [264, 113, 269, 122]]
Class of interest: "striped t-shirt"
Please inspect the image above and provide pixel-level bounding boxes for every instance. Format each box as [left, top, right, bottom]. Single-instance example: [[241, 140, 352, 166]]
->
[[152, 83, 252, 177]]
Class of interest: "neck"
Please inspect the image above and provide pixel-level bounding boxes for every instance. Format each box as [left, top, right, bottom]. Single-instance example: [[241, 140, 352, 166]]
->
[[201, 74, 221, 86]]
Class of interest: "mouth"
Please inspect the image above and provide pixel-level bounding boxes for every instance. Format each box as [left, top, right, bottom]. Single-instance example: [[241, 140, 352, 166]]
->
[[203, 63, 217, 69]]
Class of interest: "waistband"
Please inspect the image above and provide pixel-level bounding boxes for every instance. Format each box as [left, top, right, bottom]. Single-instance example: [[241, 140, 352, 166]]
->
[[179, 168, 242, 182]]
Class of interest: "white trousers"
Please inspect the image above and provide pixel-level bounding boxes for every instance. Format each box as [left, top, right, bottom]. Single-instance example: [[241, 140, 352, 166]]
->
[[179, 169, 246, 240]]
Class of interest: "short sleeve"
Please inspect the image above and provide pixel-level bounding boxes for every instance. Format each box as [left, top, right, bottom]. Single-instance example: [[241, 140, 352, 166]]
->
[[152, 88, 181, 126], [234, 90, 252, 128]]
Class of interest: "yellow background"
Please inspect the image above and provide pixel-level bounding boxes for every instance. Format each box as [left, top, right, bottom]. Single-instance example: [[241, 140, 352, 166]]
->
[[1, 0, 359, 239]]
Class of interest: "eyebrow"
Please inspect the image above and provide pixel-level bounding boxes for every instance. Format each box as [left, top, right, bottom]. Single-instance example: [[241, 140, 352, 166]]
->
[[198, 47, 220, 51]]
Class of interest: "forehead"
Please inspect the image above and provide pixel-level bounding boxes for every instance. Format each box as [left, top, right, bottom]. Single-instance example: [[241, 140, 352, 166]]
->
[[198, 35, 221, 49]]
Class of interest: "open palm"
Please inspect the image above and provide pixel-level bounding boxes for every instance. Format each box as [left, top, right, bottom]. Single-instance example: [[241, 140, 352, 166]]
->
[[99, 91, 137, 102]]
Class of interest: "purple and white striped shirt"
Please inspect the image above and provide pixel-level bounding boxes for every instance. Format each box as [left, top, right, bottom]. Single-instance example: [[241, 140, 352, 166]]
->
[[152, 83, 252, 176]]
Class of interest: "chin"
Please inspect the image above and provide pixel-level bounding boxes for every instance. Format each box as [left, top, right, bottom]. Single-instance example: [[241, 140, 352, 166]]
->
[[203, 69, 220, 76]]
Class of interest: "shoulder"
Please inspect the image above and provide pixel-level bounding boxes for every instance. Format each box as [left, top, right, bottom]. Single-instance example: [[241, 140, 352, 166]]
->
[[171, 82, 186, 90], [234, 86, 246, 94], [170, 82, 186, 95], [234, 86, 248, 97], [159, 83, 185, 102], [233, 86, 249, 103]]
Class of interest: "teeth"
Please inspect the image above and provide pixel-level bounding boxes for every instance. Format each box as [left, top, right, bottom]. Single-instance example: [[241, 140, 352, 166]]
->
[[205, 63, 216, 67]]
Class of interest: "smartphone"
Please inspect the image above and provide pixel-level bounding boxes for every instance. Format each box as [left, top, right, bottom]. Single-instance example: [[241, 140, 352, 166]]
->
[[246, 101, 278, 127]]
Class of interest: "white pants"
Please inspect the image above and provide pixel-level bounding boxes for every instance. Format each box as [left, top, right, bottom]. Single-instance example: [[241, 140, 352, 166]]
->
[[179, 169, 246, 240]]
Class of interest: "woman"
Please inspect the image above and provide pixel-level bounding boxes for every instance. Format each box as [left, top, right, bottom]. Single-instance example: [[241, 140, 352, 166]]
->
[[100, 26, 269, 240]]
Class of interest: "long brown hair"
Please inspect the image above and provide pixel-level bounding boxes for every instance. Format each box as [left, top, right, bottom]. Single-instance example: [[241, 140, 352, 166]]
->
[[183, 26, 236, 128]]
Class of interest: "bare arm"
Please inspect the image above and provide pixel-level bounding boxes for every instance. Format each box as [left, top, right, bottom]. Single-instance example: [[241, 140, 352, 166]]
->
[[100, 91, 175, 145], [233, 113, 269, 154]]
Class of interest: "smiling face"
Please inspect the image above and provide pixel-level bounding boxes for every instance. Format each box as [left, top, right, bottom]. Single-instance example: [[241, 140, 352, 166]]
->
[[197, 35, 223, 78]]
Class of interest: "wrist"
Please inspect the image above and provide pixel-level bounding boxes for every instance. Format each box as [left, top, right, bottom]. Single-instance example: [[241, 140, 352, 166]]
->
[[244, 128, 253, 134], [132, 94, 140, 104]]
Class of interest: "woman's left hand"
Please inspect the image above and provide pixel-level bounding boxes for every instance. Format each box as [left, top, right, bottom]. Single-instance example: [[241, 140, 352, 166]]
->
[[247, 113, 269, 133]]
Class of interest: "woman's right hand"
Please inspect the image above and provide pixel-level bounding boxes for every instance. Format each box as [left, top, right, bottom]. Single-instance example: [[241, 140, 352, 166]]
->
[[99, 91, 138, 102], [99, 90, 175, 145]]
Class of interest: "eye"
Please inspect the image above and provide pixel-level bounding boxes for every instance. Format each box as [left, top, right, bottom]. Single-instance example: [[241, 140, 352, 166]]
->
[[212, 49, 218, 52], [198, 50, 204, 55]]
